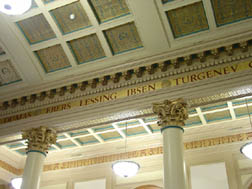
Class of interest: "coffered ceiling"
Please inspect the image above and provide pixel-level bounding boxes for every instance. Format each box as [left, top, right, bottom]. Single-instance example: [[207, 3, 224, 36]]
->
[[2, 96, 252, 159], [0, 0, 252, 100], [0, 1, 252, 184]]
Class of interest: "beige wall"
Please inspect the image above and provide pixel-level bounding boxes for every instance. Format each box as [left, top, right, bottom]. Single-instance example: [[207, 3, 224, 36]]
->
[[0, 185, 10, 189]]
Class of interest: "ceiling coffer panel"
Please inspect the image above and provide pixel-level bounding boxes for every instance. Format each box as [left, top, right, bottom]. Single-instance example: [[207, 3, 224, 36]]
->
[[162, 0, 173, 4], [104, 22, 143, 55], [42, 0, 58, 4], [50, 1, 91, 34], [35, 45, 71, 73], [88, 0, 130, 23], [77, 135, 99, 145], [211, 0, 252, 26], [68, 34, 105, 64], [17, 14, 56, 44], [166, 2, 209, 38], [0, 60, 22, 86]]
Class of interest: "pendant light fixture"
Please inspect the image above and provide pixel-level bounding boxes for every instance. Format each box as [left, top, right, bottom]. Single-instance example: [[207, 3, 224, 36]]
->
[[112, 121, 140, 178], [0, 0, 32, 15], [11, 177, 22, 189], [240, 98, 252, 159]]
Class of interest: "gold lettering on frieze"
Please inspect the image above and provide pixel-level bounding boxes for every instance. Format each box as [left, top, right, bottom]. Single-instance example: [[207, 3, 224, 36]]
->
[[2, 61, 252, 125]]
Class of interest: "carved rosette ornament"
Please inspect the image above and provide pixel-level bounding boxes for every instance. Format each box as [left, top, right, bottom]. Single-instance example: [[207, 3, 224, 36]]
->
[[152, 98, 188, 128], [22, 126, 57, 155]]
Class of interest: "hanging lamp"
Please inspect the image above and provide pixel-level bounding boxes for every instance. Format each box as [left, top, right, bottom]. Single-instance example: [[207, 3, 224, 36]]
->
[[240, 98, 252, 159], [11, 177, 22, 189], [0, 0, 32, 15], [112, 121, 140, 178]]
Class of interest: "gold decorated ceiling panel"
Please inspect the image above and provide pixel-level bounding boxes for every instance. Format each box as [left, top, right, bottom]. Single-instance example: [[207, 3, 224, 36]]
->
[[68, 34, 105, 64], [0, 60, 22, 86], [201, 101, 228, 112], [77, 135, 99, 145], [211, 0, 252, 26], [35, 44, 71, 73], [88, 0, 130, 23], [57, 140, 77, 149], [166, 2, 209, 38], [204, 110, 231, 123], [147, 122, 159, 133], [125, 126, 147, 137], [93, 125, 114, 133], [185, 116, 201, 127], [104, 22, 143, 55], [17, 14, 56, 44], [50, 1, 91, 34], [99, 131, 122, 141], [234, 106, 252, 118], [69, 130, 89, 137]]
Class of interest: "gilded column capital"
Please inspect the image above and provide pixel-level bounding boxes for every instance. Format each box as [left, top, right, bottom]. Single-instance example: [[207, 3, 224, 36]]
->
[[22, 126, 57, 155], [152, 98, 188, 127]]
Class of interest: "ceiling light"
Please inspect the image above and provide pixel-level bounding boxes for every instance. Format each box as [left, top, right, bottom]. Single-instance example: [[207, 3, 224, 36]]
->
[[0, 0, 32, 15], [11, 178, 22, 189], [112, 161, 140, 178], [112, 121, 140, 177], [69, 13, 75, 20], [241, 142, 252, 159], [240, 98, 252, 159]]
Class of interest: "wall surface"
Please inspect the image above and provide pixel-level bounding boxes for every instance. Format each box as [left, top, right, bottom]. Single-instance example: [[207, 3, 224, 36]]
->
[[190, 162, 229, 189]]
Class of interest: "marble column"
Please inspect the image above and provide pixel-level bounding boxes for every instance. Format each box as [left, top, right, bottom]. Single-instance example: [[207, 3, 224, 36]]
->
[[153, 98, 188, 189], [21, 126, 57, 189]]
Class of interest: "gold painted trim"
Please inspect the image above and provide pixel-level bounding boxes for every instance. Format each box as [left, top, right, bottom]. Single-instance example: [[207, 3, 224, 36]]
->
[[1, 40, 251, 111], [0, 160, 22, 175], [1, 60, 252, 125], [43, 132, 251, 172], [2, 132, 251, 175]]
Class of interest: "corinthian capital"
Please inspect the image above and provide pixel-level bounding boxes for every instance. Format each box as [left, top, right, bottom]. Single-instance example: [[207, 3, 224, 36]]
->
[[153, 98, 188, 127], [22, 126, 57, 154]]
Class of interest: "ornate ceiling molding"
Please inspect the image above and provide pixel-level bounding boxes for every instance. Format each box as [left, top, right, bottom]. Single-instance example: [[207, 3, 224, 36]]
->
[[0, 39, 252, 115]]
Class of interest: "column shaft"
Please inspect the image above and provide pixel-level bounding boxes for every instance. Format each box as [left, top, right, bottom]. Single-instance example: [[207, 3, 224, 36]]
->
[[21, 126, 57, 189], [162, 127, 187, 189], [152, 98, 188, 189], [21, 152, 45, 189]]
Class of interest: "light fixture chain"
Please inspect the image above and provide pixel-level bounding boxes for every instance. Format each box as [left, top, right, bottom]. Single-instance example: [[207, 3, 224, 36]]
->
[[125, 121, 127, 153], [245, 98, 252, 129]]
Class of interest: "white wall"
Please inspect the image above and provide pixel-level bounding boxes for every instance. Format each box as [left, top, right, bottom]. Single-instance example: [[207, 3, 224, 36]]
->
[[40, 183, 67, 189], [190, 162, 229, 189], [74, 178, 106, 189]]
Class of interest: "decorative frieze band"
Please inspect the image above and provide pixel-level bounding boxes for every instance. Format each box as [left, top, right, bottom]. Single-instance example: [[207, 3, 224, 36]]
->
[[0, 160, 22, 175], [1, 132, 251, 175], [1, 39, 252, 113], [1, 60, 252, 125]]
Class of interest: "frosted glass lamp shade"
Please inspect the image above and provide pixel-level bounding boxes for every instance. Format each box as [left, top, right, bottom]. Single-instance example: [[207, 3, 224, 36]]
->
[[11, 178, 22, 189], [0, 0, 32, 15], [241, 142, 252, 159], [112, 161, 140, 178]]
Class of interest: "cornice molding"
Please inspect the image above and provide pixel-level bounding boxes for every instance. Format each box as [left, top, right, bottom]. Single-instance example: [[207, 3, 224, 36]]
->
[[1, 39, 252, 115]]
